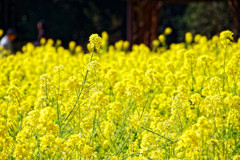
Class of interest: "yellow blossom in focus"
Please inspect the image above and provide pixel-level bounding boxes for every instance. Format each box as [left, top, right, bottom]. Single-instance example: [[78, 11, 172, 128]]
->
[[89, 34, 102, 52]]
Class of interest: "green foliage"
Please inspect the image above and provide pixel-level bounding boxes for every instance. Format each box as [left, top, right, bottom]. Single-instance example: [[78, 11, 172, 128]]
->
[[159, 1, 233, 43], [184, 2, 232, 38]]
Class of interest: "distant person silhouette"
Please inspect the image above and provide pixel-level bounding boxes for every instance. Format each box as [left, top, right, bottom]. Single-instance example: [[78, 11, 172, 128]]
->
[[34, 19, 48, 46], [0, 28, 17, 54]]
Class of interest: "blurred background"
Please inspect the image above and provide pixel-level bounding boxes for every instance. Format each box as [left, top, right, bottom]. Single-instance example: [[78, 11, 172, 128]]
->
[[0, 0, 234, 49]]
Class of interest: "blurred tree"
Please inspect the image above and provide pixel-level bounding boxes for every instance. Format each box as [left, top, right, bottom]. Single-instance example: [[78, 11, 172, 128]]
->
[[126, 0, 162, 46], [227, 0, 240, 39], [183, 1, 232, 38], [158, 3, 187, 43], [158, 1, 232, 43]]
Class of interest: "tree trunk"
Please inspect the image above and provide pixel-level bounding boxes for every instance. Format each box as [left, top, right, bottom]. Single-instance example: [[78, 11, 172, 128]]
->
[[127, 0, 162, 47], [227, 0, 240, 40]]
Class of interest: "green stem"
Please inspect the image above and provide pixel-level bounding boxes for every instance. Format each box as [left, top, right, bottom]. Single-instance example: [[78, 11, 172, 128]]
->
[[61, 51, 94, 126], [141, 126, 177, 142], [91, 112, 97, 147], [191, 60, 194, 92], [222, 44, 227, 91], [57, 70, 61, 135], [45, 83, 48, 107]]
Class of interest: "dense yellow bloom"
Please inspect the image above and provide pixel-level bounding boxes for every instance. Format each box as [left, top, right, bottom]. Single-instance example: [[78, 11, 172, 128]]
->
[[220, 30, 233, 45], [7, 105, 18, 118], [16, 129, 31, 142], [180, 129, 200, 147], [190, 93, 202, 105], [13, 142, 31, 159], [0, 151, 7, 160], [23, 109, 40, 127], [66, 76, 81, 90], [54, 64, 64, 72], [0, 30, 239, 159], [39, 107, 57, 122], [210, 76, 221, 89], [233, 155, 240, 160], [67, 134, 84, 148], [87, 60, 101, 72], [40, 134, 55, 152], [7, 86, 21, 100], [83, 145, 94, 158]]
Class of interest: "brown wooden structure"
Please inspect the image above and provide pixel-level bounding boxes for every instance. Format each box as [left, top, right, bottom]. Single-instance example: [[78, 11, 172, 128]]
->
[[127, 0, 240, 46], [228, 0, 240, 38]]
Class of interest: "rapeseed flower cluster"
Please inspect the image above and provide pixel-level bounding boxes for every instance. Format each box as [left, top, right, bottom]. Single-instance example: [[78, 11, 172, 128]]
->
[[0, 30, 239, 159]]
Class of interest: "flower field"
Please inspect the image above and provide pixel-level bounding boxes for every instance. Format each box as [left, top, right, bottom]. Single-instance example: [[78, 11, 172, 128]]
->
[[0, 30, 240, 159]]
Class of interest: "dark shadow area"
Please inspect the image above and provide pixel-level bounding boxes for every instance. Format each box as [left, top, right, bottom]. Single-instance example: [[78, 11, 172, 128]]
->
[[0, 0, 234, 51], [0, 0, 126, 49], [159, 1, 232, 43]]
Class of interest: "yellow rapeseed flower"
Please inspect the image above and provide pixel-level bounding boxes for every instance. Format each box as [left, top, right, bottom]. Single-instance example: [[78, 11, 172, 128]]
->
[[158, 34, 166, 43], [0, 29, 4, 37], [164, 27, 172, 35], [89, 34, 102, 52], [185, 32, 193, 43]]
